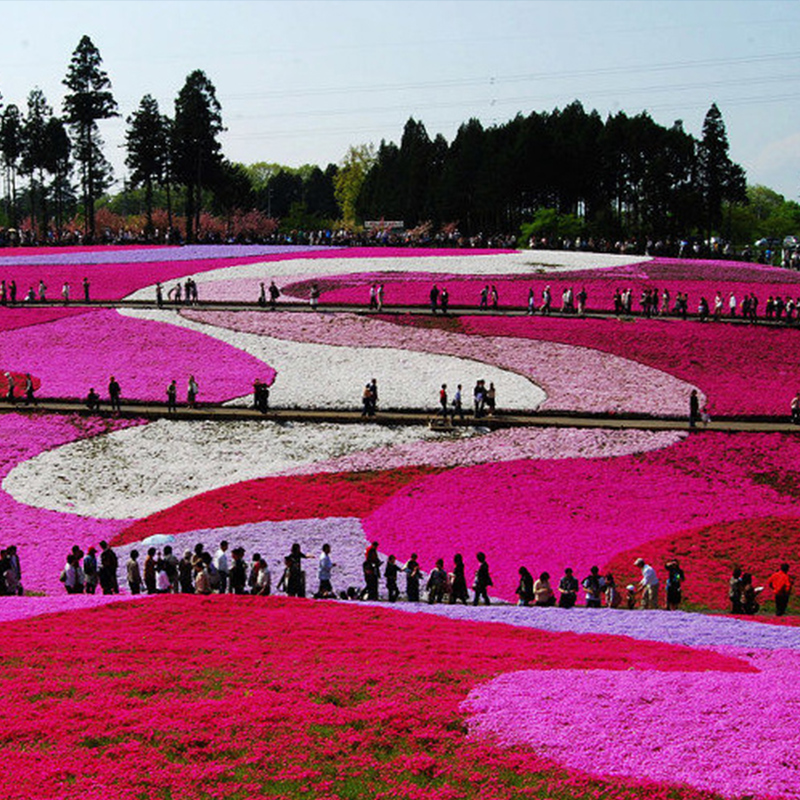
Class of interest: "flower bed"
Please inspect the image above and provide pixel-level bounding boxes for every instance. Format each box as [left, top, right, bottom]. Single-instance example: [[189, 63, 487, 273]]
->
[[179, 309, 695, 415], [0, 596, 753, 800], [362, 432, 800, 605], [434, 313, 797, 416], [0, 309, 270, 401]]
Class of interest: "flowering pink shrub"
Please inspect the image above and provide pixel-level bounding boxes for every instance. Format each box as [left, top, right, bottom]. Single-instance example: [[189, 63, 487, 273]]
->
[[0, 414, 140, 591], [188, 309, 694, 415], [605, 515, 800, 614], [390, 313, 798, 416]]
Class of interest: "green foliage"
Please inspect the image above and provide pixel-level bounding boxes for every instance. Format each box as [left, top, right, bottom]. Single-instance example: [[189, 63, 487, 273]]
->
[[725, 185, 800, 245], [334, 143, 375, 226], [519, 208, 585, 245], [126, 94, 170, 235]]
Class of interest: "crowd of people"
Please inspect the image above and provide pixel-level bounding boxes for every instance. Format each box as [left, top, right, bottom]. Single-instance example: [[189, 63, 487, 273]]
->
[[0, 277, 92, 306], [33, 539, 794, 617]]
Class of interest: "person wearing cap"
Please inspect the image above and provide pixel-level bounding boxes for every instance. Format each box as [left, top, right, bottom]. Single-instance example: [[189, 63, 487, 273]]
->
[[405, 553, 421, 602], [635, 558, 659, 610]]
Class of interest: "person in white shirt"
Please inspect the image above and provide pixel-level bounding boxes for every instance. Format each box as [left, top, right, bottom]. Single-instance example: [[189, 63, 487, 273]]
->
[[635, 557, 659, 609], [255, 559, 271, 596], [214, 541, 230, 593], [317, 544, 335, 598]]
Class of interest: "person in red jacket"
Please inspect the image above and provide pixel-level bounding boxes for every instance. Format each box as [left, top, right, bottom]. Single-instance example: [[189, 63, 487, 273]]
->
[[768, 562, 794, 617]]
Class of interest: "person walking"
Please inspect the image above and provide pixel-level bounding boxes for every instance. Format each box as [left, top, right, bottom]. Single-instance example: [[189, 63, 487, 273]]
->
[[384, 554, 400, 602], [99, 540, 119, 595], [24, 374, 36, 406], [472, 551, 493, 606], [127, 550, 142, 595], [449, 553, 469, 605], [452, 384, 464, 422], [768, 562, 794, 617], [557, 568, 578, 608], [317, 543, 335, 599], [429, 284, 440, 314], [187, 376, 199, 408], [167, 380, 177, 412], [438, 383, 449, 419], [405, 553, 421, 602], [689, 389, 699, 429], [665, 559, 686, 610]]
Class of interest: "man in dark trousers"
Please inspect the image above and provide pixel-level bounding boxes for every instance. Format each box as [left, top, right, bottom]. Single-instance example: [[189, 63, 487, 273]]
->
[[109, 376, 121, 411]]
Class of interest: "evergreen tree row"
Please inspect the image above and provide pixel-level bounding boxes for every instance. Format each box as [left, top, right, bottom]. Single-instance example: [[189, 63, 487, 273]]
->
[[358, 102, 748, 242]]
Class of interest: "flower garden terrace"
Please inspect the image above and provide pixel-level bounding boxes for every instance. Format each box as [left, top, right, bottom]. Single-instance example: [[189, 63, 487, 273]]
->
[[1, 244, 800, 800]]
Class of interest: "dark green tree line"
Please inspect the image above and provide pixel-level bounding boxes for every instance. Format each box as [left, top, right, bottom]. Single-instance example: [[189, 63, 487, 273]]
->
[[357, 101, 748, 242]]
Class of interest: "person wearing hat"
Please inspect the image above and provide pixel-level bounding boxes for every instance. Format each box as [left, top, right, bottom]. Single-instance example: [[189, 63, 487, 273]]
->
[[635, 558, 659, 610], [405, 553, 421, 602]]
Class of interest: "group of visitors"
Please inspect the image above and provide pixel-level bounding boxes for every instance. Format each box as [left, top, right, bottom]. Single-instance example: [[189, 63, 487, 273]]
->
[[729, 563, 795, 616], [3, 372, 37, 405], [155, 278, 200, 307], [43, 538, 797, 618], [509, 558, 684, 611], [258, 280, 282, 309], [166, 376, 199, 411], [59, 541, 120, 594], [436, 379, 496, 421], [0, 277, 91, 305]]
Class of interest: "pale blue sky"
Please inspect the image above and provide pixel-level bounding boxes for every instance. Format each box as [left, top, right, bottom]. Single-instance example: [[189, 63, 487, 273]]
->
[[1, 0, 799, 198]]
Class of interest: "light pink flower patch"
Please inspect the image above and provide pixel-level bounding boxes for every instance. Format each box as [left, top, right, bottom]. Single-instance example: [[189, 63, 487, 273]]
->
[[464, 647, 800, 799], [281, 427, 684, 476], [0, 594, 133, 623], [185, 310, 697, 415]]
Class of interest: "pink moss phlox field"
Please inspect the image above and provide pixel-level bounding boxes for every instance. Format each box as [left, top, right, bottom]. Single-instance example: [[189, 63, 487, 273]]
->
[[464, 646, 800, 799], [0, 596, 753, 800], [0, 308, 272, 401], [363, 432, 800, 603], [186, 309, 695, 415], [456, 314, 799, 416], [319, 258, 800, 312], [0, 414, 141, 591]]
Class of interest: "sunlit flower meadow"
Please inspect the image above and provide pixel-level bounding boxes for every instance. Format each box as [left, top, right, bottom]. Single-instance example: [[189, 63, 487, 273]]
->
[[0, 243, 798, 800]]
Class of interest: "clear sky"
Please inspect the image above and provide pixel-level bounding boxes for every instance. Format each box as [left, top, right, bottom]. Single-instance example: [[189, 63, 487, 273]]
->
[[1, 0, 799, 199]]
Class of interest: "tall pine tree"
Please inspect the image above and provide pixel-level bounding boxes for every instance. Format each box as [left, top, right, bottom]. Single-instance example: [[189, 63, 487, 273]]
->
[[63, 35, 118, 241], [697, 103, 747, 238], [126, 94, 170, 239], [172, 70, 224, 243]]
